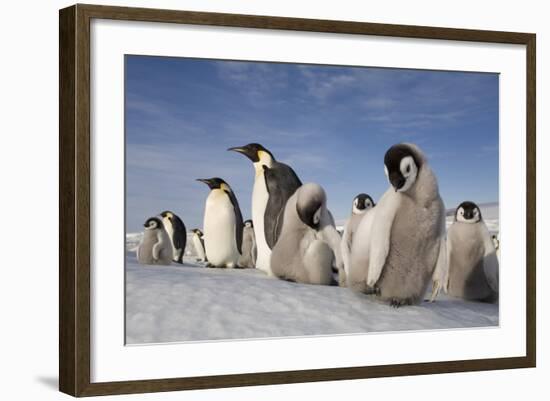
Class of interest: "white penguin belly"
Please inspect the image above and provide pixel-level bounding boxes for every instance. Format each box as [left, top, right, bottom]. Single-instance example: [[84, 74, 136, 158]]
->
[[192, 234, 205, 261], [203, 191, 240, 267], [252, 172, 272, 274], [164, 223, 177, 260]]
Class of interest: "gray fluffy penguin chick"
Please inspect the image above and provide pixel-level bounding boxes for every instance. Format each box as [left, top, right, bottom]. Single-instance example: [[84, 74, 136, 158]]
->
[[271, 183, 344, 285], [348, 143, 447, 306], [340, 193, 375, 286], [446, 201, 499, 302], [136, 217, 173, 265], [238, 220, 257, 268]]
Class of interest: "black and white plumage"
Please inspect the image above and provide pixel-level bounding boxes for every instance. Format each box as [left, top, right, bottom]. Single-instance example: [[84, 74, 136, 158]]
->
[[446, 201, 499, 302], [238, 220, 257, 268], [340, 193, 375, 285], [271, 183, 344, 285], [228, 143, 302, 275], [160, 211, 187, 264], [197, 177, 243, 268], [136, 217, 173, 265], [191, 228, 206, 262], [348, 143, 447, 306]]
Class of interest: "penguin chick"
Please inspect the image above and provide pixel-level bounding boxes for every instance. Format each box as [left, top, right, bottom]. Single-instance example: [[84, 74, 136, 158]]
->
[[197, 177, 243, 268], [446, 201, 499, 302], [238, 220, 257, 268], [271, 183, 344, 285], [340, 193, 375, 286], [160, 211, 187, 264], [348, 143, 447, 306], [136, 217, 173, 265], [191, 228, 206, 262]]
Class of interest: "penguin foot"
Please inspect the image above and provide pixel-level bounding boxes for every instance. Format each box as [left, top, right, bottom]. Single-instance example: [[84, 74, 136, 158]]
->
[[365, 286, 380, 295], [389, 297, 414, 308]]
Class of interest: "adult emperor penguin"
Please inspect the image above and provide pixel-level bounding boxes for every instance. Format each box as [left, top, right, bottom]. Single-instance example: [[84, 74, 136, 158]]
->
[[271, 183, 344, 285], [197, 178, 243, 268], [446, 201, 499, 302], [340, 193, 375, 285], [136, 217, 173, 265], [191, 228, 206, 262], [228, 143, 302, 275], [348, 143, 447, 306], [238, 220, 257, 268], [160, 211, 187, 264]]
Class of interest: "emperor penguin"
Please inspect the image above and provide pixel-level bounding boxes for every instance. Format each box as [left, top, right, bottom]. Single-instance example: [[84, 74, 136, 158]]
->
[[348, 143, 447, 306], [160, 211, 187, 264], [191, 228, 206, 262], [136, 217, 173, 265], [271, 183, 344, 285], [446, 201, 499, 302], [228, 143, 302, 275], [238, 220, 257, 268], [340, 193, 375, 285], [197, 178, 243, 268]]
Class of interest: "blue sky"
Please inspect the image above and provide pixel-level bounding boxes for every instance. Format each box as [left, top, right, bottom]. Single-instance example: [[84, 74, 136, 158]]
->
[[125, 55, 499, 232]]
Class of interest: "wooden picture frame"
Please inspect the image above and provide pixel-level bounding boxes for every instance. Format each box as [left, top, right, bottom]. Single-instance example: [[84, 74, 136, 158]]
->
[[59, 3, 536, 397]]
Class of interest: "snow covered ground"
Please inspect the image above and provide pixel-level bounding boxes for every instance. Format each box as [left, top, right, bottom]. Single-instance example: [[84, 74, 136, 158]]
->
[[126, 202, 499, 344]]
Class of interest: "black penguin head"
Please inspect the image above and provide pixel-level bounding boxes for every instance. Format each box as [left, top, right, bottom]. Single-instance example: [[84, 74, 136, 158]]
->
[[196, 177, 229, 191], [160, 210, 175, 224], [192, 228, 203, 236], [455, 201, 482, 223], [352, 193, 375, 214], [228, 143, 274, 164], [144, 217, 162, 230], [384, 144, 421, 193], [296, 183, 326, 230], [244, 219, 253, 228]]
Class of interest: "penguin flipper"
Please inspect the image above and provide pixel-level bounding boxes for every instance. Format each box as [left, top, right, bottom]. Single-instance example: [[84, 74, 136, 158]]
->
[[223, 189, 244, 254], [430, 213, 449, 302], [152, 231, 164, 261], [263, 164, 302, 249], [366, 190, 400, 288], [430, 236, 448, 302]]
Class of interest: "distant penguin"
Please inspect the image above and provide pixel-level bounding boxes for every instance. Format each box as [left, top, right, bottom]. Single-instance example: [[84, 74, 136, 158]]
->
[[446, 201, 499, 302], [197, 178, 243, 268], [191, 228, 206, 262], [340, 193, 375, 285], [271, 183, 344, 285], [492, 234, 500, 251], [348, 143, 447, 306], [160, 211, 187, 264], [493, 233, 501, 263], [136, 217, 173, 265], [228, 143, 302, 275], [238, 220, 257, 268]]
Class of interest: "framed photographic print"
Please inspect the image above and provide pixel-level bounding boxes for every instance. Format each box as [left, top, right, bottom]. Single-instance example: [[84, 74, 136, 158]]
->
[[59, 4, 536, 397]]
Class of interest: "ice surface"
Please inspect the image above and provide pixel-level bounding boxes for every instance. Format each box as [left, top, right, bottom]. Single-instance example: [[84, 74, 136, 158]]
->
[[126, 253, 498, 344]]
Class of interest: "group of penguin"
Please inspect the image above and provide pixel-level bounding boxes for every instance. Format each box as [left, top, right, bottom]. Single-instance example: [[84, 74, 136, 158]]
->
[[136, 142, 499, 307]]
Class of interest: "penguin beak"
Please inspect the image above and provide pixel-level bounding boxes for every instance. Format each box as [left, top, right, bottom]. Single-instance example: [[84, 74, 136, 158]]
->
[[196, 178, 212, 188], [389, 173, 405, 192], [228, 145, 258, 162]]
